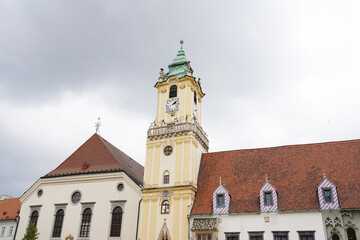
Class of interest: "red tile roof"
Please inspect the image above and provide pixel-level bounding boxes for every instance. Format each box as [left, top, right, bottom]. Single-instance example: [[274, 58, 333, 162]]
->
[[44, 134, 144, 186], [191, 139, 360, 215], [0, 198, 21, 221]]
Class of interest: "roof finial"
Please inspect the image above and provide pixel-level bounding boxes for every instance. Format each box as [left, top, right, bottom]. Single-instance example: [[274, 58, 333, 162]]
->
[[323, 170, 326, 179], [219, 176, 222, 185], [265, 174, 268, 182], [95, 117, 101, 134], [180, 39, 184, 49]]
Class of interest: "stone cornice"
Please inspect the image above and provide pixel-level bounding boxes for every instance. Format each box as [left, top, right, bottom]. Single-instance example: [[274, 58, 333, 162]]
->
[[147, 122, 209, 150]]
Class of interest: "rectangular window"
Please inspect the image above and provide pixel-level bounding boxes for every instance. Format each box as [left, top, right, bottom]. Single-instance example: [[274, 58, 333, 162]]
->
[[298, 231, 315, 240], [217, 194, 225, 207], [323, 189, 332, 203], [273, 231, 289, 240], [264, 192, 273, 206], [9, 226, 13, 235], [225, 232, 240, 240], [249, 231, 264, 240], [1, 227, 5, 235], [197, 234, 211, 240], [164, 175, 169, 184]]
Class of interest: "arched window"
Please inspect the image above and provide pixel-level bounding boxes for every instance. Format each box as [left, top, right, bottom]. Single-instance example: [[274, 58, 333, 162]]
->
[[194, 91, 197, 104], [163, 171, 170, 184], [110, 207, 123, 237], [161, 200, 170, 214], [52, 209, 64, 237], [30, 210, 39, 226], [169, 85, 177, 98], [332, 234, 340, 240], [347, 228, 357, 240], [79, 208, 92, 237]]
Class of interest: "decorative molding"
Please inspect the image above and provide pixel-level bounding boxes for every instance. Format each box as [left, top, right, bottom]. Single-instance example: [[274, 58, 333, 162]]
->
[[192, 218, 217, 230], [344, 221, 358, 230], [65, 234, 74, 240], [341, 210, 352, 218], [334, 217, 342, 227], [147, 122, 209, 150], [325, 217, 333, 227]]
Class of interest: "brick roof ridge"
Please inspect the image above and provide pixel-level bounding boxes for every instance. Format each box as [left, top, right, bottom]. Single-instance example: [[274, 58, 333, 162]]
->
[[0, 198, 21, 221], [43, 134, 143, 186], [97, 135, 144, 186], [205, 138, 360, 155]]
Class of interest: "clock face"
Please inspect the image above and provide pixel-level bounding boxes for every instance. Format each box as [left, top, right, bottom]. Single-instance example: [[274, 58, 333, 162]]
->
[[193, 103, 198, 118], [166, 98, 179, 112]]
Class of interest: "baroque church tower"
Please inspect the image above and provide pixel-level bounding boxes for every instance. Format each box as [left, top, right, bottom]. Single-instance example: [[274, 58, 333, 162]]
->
[[140, 41, 209, 240]]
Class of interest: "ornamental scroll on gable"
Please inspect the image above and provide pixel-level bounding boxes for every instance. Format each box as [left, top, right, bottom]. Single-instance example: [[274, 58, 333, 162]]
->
[[212, 178, 230, 214], [317, 177, 340, 210], [259, 181, 278, 213]]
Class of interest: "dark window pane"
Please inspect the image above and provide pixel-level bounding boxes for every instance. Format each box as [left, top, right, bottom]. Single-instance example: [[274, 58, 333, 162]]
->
[[164, 174, 169, 184], [348, 228, 357, 240], [217, 194, 224, 207], [194, 91, 197, 104], [265, 192, 273, 206], [30, 210, 39, 227], [332, 234, 340, 240], [324, 189, 332, 202], [52, 209, 64, 237], [79, 208, 92, 237], [110, 207, 123, 237], [169, 85, 177, 98]]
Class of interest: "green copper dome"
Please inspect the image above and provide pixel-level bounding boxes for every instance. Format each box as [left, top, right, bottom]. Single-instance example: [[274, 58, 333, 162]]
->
[[160, 40, 193, 81]]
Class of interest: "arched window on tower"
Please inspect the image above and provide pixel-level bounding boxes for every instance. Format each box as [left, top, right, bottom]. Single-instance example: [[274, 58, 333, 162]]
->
[[347, 228, 357, 240], [30, 210, 39, 226], [161, 200, 170, 214], [169, 85, 177, 98], [110, 207, 123, 237], [52, 209, 64, 237], [79, 208, 92, 237], [194, 91, 197, 104], [163, 171, 170, 184]]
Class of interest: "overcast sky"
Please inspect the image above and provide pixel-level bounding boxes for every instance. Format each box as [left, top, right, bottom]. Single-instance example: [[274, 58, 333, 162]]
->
[[1, 1, 359, 197]]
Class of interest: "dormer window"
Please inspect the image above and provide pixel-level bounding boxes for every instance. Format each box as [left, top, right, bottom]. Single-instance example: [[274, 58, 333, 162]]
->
[[169, 85, 177, 98], [212, 180, 230, 214], [317, 176, 340, 210], [259, 180, 278, 213], [217, 194, 224, 208], [264, 192, 273, 206], [323, 189, 332, 203]]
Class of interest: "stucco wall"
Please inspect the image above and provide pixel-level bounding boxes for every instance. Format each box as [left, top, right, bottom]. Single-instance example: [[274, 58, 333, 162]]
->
[[191, 211, 326, 240], [0, 221, 17, 240], [16, 172, 141, 240]]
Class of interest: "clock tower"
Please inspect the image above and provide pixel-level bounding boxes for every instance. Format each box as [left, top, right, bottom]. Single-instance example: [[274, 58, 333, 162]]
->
[[140, 41, 209, 240]]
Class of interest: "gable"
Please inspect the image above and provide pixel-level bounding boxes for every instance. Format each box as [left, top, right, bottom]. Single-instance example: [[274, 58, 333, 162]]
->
[[43, 134, 144, 186]]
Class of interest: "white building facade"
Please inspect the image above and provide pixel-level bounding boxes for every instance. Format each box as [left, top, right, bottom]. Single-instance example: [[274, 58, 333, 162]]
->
[[16, 133, 144, 240]]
